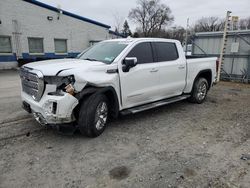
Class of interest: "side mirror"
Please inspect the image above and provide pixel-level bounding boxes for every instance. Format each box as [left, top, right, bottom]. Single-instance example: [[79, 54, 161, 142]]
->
[[122, 57, 138, 72]]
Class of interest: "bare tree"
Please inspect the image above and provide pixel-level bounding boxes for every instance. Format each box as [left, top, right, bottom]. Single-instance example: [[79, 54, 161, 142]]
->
[[171, 27, 186, 43], [122, 20, 132, 37], [153, 26, 186, 43], [113, 13, 125, 33], [193, 17, 224, 32], [239, 17, 250, 30], [128, 0, 174, 37]]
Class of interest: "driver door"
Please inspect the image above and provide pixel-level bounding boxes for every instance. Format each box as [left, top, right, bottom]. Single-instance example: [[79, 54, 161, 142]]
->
[[119, 42, 160, 109]]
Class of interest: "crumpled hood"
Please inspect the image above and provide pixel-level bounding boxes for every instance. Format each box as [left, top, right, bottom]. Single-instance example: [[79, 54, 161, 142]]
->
[[24, 58, 105, 76]]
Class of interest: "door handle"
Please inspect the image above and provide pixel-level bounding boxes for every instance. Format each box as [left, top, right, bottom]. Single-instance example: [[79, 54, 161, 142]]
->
[[178, 65, 185, 69], [150, 68, 158, 73]]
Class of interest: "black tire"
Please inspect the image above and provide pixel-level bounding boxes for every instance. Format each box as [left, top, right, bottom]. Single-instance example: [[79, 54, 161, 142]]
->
[[188, 77, 208, 104], [78, 94, 109, 137]]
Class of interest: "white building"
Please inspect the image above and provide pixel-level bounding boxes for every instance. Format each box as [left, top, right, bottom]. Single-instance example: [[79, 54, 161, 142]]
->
[[0, 0, 122, 69]]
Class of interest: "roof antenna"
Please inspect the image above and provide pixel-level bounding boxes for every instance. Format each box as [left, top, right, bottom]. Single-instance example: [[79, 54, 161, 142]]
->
[[57, 4, 63, 20]]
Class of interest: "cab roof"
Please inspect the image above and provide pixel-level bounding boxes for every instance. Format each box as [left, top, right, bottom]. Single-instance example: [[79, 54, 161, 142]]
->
[[105, 37, 179, 44]]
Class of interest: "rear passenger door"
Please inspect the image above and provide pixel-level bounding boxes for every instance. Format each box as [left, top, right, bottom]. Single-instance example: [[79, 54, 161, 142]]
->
[[119, 42, 160, 109], [152, 42, 186, 98]]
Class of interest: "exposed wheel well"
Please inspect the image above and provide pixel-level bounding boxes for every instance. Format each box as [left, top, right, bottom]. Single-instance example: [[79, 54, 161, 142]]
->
[[103, 89, 119, 118], [74, 86, 119, 120], [195, 70, 212, 90]]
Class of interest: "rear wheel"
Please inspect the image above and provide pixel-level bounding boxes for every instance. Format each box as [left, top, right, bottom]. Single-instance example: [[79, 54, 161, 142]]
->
[[188, 77, 208, 104], [78, 94, 109, 137]]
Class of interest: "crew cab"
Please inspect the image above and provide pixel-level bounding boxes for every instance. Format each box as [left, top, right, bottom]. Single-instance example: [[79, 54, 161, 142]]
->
[[20, 38, 217, 137]]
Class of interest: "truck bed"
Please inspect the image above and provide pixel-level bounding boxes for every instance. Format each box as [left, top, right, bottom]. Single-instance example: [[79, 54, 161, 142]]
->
[[186, 55, 218, 59], [184, 57, 217, 93]]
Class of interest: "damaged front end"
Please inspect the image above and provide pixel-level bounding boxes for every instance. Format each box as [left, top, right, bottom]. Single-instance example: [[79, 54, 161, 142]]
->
[[20, 67, 80, 125]]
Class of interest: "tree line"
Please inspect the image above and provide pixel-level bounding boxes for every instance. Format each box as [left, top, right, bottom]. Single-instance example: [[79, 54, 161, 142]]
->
[[115, 0, 250, 43]]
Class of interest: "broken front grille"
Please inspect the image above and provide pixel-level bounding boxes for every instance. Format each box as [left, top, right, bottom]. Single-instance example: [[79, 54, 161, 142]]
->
[[20, 67, 44, 101]]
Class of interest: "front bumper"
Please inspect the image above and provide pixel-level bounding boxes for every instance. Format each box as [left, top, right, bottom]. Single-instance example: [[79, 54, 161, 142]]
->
[[21, 84, 79, 125]]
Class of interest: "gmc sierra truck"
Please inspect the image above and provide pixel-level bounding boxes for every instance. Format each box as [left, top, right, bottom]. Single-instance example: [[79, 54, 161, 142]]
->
[[20, 38, 217, 137]]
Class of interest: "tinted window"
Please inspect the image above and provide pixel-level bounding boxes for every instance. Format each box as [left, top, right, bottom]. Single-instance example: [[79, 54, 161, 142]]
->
[[127, 42, 153, 64], [154, 42, 179, 62]]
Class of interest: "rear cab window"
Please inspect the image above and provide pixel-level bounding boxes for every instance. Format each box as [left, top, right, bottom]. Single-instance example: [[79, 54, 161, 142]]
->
[[153, 42, 179, 62]]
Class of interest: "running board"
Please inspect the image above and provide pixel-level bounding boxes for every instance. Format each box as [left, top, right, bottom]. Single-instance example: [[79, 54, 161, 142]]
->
[[120, 95, 190, 115]]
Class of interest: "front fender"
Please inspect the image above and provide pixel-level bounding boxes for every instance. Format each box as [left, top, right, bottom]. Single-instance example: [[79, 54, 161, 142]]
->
[[75, 86, 120, 118]]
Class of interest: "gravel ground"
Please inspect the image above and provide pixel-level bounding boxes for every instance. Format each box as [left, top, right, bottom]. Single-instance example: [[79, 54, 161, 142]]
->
[[0, 70, 250, 188]]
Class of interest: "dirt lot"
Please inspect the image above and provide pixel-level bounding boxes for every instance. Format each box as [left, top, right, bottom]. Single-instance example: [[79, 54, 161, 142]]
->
[[0, 70, 250, 188]]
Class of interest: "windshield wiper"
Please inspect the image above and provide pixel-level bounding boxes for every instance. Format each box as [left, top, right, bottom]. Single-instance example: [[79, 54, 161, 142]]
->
[[83, 58, 98, 61], [83, 58, 107, 64]]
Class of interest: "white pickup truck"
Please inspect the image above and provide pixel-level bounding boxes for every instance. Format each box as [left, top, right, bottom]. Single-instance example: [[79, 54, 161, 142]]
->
[[20, 38, 217, 137]]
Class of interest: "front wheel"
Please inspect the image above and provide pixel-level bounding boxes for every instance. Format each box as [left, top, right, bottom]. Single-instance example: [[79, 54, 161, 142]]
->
[[188, 77, 208, 104], [78, 94, 109, 137]]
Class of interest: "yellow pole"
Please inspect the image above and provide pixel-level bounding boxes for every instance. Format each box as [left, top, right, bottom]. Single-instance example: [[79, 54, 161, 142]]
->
[[217, 11, 231, 82]]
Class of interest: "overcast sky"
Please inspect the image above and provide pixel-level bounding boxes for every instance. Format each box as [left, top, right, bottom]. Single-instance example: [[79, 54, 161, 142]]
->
[[41, 0, 250, 31]]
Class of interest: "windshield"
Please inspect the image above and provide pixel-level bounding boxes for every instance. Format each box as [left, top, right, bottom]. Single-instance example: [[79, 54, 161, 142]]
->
[[78, 41, 128, 64]]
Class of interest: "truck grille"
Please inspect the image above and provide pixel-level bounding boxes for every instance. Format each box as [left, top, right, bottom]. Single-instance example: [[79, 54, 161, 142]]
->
[[20, 67, 44, 101]]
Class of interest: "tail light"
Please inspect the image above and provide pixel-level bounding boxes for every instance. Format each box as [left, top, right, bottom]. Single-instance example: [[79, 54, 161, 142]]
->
[[216, 59, 219, 72]]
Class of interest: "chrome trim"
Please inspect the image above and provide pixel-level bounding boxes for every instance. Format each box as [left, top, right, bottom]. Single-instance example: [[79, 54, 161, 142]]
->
[[33, 112, 48, 126], [20, 67, 45, 101], [197, 82, 207, 101], [95, 101, 108, 130]]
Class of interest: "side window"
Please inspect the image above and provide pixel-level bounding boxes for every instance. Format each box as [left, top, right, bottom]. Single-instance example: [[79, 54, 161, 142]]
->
[[0, 36, 12, 53], [126, 42, 153, 64], [154, 42, 179, 62], [54, 39, 67, 53], [28, 37, 44, 54]]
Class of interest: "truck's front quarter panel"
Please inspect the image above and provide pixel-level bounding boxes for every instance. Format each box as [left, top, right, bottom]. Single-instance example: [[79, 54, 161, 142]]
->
[[59, 64, 122, 110]]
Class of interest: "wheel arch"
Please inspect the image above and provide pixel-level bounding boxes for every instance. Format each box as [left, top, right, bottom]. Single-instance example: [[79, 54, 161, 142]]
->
[[193, 69, 212, 90], [75, 85, 120, 119]]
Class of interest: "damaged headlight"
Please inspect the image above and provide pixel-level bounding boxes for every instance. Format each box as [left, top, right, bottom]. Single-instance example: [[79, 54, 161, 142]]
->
[[45, 75, 76, 96]]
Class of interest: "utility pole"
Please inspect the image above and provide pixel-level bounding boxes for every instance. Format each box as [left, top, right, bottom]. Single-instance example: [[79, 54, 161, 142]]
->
[[185, 18, 189, 56], [217, 11, 232, 82]]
